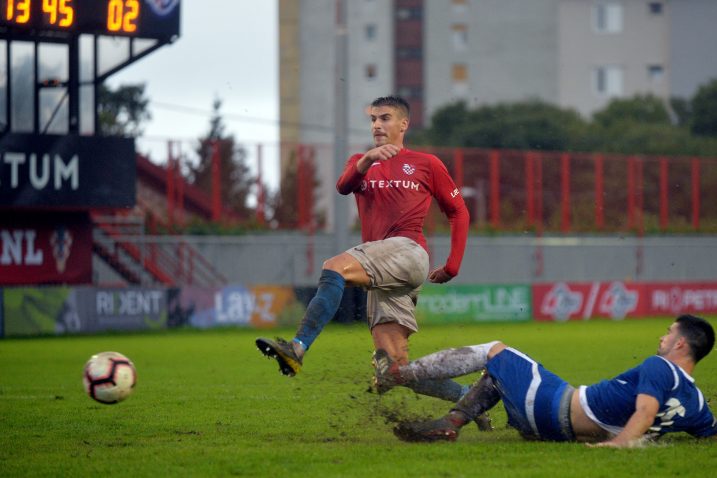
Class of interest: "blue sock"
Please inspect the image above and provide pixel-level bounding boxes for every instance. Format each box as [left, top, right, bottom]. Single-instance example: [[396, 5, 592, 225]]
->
[[407, 379, 467, 403], [294, 269, 345, 351]]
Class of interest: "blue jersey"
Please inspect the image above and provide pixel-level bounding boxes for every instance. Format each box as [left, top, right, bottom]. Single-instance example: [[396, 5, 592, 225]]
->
[[583, 355, 717, 438]]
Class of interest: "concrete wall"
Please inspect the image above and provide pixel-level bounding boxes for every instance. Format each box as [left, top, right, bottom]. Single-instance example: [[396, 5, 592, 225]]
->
[[129, 234, 717, 287]]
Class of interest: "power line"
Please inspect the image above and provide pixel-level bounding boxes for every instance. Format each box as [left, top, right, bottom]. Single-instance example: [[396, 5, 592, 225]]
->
[[149, 100, 369, 135]]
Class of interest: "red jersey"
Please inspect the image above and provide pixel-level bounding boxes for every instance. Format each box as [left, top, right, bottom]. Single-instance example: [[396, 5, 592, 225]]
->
[[336, 148, 469, 277]]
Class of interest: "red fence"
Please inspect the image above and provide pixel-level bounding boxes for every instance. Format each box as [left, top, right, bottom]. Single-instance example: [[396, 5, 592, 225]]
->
[[422, 147, 717, 234], [144, 141, 717, 234]]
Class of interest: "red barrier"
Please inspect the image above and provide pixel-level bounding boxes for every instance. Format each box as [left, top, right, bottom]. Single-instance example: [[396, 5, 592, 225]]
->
[[627, 156, 636, 229], [594, 154, 604, 230], [490, 150, 500, 228], [636, 157, 644, 235], [659, 157, 668, 230], [256, 144, 266, 225], [525, 152, 535, 226], [692, 157, 701, 230], [535, 152, 543, 233], [166, 142, 175, 227], [211, 140, 221, 222], [561, 153, 570, 233]]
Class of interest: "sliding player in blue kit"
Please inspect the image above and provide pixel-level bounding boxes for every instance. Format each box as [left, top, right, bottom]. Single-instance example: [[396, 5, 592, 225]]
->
[[374, 314, 716, 447]]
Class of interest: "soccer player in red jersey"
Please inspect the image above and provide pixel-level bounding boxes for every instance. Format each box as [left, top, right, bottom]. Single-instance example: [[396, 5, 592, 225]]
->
[[257, 96, 472, 404]]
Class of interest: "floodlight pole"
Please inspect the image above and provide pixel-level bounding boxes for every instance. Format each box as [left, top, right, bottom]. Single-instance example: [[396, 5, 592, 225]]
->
[[68, 36, 80, 133], [333, 0, 350, 256]]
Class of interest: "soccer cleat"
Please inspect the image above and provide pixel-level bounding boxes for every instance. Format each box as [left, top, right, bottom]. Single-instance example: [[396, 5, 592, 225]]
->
[[393, 416, 460, 443], [372, 349, 402, 394], [256, 337, 303, 376], [474, 412, 494, 432]]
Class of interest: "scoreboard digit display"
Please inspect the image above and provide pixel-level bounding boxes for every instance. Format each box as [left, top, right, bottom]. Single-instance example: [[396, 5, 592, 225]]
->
[[0, 0, 180, 39]]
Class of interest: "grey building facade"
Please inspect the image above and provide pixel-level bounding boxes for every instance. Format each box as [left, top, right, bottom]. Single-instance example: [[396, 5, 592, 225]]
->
[[279, 0, 717, 229]]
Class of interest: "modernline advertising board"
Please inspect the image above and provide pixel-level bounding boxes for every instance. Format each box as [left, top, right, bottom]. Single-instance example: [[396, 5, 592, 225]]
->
[[416, 284, 532, 324]]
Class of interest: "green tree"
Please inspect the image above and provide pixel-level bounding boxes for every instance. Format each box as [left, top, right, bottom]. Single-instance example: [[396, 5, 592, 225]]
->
[[591, 94, 671, 129], [268, 147, 323, 229], [417, 99, 588, 152], [670, 96, 692, 128], [190, 98, 254, 218], [97, 83, 151, 136], [690, 78, 717, 137]]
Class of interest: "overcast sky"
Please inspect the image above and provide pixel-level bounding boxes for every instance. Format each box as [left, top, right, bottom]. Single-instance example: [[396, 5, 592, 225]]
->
[[109, 0, 279, 187]]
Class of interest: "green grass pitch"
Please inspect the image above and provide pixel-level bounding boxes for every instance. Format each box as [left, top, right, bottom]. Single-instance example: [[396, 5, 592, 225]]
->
[[1, 318, 716, 477]]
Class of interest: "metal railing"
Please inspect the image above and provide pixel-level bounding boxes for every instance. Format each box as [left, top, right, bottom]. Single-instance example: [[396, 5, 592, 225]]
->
[[92, 214, 227, 287]]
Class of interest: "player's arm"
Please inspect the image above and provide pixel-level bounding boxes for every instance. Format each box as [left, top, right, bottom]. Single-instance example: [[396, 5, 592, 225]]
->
[[590, 394, 660, 448], [356, 144, 401, 173], [336, 146, 401, 194], [427, 157, 470, 283]]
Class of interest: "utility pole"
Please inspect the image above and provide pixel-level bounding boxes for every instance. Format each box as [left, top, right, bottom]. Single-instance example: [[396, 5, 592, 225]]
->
[[333, 0, 350, 255]]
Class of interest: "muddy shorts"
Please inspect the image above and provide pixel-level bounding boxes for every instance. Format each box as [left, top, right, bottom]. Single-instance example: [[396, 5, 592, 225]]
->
[[346, 236, 429, 334], [486, 347, 575, 442]]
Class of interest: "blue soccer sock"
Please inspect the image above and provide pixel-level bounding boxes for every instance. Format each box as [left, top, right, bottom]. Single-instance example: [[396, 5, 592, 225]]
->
[[407, 378, 467, 402], [294, 269, 345, 352]]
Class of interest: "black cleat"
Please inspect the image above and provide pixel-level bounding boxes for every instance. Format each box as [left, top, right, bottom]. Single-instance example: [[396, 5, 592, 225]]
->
[[393, 416, 460, 443], [256, 337, 303, 376], [474, 412, 494, 432]]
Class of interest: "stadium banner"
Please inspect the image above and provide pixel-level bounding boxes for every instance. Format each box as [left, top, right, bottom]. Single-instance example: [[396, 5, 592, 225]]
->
[[533, 281, 717, 321], [172, 285, 301, 329], [70, 287, 168, 332], [0, 133, 136, 208], [641, 283, 717, 317], [2, 286, 168, 337], [0, 212, 92, 285], [416, 284, 532, 323]]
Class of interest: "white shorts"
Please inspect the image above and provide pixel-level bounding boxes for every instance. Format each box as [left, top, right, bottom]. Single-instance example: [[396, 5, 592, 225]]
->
[[346, 236, 429, 333]]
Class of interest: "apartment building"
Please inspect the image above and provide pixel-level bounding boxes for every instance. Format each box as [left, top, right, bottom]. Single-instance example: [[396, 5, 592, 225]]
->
[[279, 0, 717, 228]]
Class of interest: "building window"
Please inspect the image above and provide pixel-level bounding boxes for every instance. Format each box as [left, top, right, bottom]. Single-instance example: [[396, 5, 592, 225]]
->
[[397, 86, 422, 99], [452, 24, 468, 50], [366, 64, 377, 80], [593, 66, 623, 96], [365, 24, 376, 40], [396, 47, 422, 60], [648, 2, 663, 15], [592, 3, 623, 34], [452, 0, 468, 14], [648, 64, 664, 82], [396, 7, 422, 20], [452, 63, 469, 94]]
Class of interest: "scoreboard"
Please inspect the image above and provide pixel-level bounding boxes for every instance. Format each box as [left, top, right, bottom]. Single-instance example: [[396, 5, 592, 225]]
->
[[0, 0, 180, 39]]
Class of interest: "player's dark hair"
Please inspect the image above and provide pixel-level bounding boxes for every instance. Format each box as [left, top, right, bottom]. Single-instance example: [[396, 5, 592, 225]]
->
[[371, 96, 410, 118], [675, 314, 715, 362]]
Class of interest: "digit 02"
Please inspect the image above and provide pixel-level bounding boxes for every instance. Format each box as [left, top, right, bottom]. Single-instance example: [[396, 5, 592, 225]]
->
[[107, 0, 139, 33]]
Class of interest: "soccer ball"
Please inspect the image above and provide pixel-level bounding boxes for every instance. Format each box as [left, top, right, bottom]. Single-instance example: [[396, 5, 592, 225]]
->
[[83, 351, 137, 404]]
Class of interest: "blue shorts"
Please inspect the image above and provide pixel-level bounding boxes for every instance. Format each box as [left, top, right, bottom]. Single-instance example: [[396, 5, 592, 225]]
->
[[486, 348, 575, 441]]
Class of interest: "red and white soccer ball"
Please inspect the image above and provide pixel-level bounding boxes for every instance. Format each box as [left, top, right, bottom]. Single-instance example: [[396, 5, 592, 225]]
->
[[83, 351, 137, 404]]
